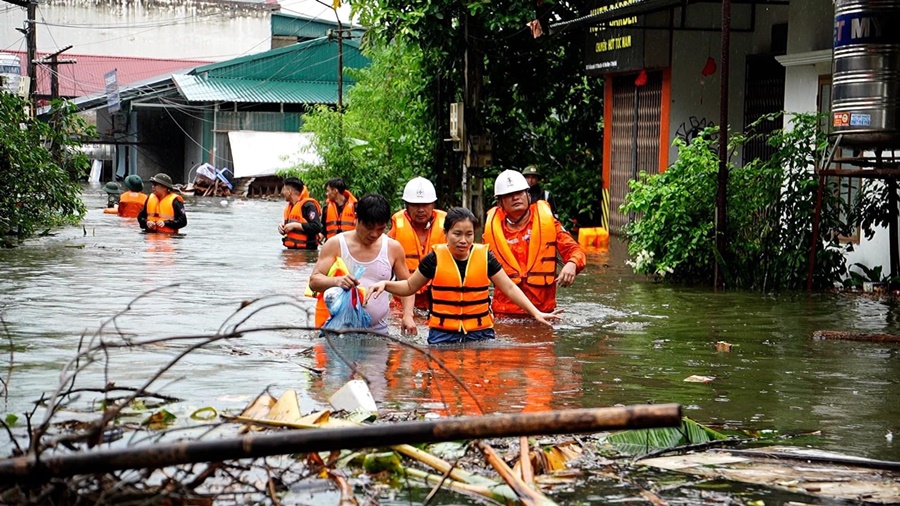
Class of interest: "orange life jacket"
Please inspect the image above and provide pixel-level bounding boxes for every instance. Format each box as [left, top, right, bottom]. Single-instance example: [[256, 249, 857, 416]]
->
[[323, 190, 357, 239], [391, 209, 447, 275], [483, 200, 557, 287], [427, 244, 494, 333], [283, 190, 322, 249], [146, 193, 184, 234], [118, 191, 147, 218]]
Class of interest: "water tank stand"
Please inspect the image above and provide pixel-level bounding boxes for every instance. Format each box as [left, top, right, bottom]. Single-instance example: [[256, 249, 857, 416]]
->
[[807, 135, 900, 290]]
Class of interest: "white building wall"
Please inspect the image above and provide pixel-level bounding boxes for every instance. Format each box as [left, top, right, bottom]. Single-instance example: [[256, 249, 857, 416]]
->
[[1, 3, 271, 60], [1, 1, 353, 61], [666, 3, 789, 165], [779, 0, 892, 275]]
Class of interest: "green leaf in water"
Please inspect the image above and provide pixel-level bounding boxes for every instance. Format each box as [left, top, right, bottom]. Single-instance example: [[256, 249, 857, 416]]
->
[[604, 417, 728, 456], [4, 414, 18, 427], [189, 406, 218, 421], [142, 409, 176, 430], [363, 451, 403, 474]]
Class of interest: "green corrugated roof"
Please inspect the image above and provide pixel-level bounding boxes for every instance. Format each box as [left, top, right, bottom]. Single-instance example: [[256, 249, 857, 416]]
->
[[271, 13, 365, 41], [177, 37, 369, 103], [192, 37, 365, 81], [271, 12, 337, 40], [174, 74, 342, 103]]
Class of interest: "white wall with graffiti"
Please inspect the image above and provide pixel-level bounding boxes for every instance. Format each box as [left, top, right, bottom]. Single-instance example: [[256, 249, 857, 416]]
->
[[665, 2, 789, 166]]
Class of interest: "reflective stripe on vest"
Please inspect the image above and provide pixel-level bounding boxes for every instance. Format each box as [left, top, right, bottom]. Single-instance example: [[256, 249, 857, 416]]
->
[[483, 200, 557, 287], [392, 209, 447, 274], [147, 193, 183, 234], [427, 244, 494, 333], [324, 191, 357, 239], [118, 191, 147, 218], [283, 196, 321, 249]]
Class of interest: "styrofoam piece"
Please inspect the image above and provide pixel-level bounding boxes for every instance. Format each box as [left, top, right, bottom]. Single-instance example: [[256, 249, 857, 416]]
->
[[329, 379, 378, 414]]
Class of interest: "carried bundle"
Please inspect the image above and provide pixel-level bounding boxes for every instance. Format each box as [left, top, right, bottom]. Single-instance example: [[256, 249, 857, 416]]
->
[[305, 257, 370, 330]]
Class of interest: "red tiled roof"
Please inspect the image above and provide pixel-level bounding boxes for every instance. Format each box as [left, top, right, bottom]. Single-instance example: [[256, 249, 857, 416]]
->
[[7, 51, 210, 98]]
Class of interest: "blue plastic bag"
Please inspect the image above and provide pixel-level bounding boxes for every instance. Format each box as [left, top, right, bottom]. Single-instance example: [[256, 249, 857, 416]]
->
[[322, 265, 371, 330]]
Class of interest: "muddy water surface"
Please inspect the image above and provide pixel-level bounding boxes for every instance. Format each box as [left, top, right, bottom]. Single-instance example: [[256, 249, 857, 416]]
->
[[0, 185, 897, 502]]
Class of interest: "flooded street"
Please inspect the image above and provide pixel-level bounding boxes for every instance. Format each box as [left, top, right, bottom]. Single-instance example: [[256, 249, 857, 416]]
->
[[0, 184, 898, 498]]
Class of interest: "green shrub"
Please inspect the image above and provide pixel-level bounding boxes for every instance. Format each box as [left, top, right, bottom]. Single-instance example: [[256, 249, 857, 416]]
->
[[0, 96, 90, 246], [622, 113, 851, 290]]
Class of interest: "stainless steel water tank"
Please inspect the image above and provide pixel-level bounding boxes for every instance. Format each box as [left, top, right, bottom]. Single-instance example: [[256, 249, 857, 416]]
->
[[831, 0, 900, 147]]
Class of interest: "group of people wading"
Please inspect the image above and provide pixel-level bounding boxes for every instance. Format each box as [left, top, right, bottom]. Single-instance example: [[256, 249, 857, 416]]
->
[[288, 169, 586, 344], [103, 172, 188, 234]]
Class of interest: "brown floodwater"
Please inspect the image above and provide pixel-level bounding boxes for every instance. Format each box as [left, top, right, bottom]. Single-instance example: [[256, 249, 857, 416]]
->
[[0, 184, 897, 503]]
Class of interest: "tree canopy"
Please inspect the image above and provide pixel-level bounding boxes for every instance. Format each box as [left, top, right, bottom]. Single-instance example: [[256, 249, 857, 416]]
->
[[300, 0, 604, 226]]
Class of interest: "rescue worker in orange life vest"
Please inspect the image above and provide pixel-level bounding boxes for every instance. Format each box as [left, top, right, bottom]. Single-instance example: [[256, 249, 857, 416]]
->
[[387, 177, 447, 310], [321, 178, 357, 241], [278, 177, 322, 250], [117, 175, 148, 218], [138, 173, 187, 234], [483, 169, 586, 315], [367, 207, 562, 344]]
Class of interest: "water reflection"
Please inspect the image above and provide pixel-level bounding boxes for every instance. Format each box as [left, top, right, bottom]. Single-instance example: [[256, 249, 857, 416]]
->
[[310, 320, 585, 417]]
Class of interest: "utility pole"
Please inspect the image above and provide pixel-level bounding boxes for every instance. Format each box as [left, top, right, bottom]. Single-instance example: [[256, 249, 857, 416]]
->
[[10, 0, 37, 110], [336, 18, 343, 110], [462, 13, 486, 225], [36, 45, 76, 101], [714, 0, 732, 289], [320, 0, 350, 111], [25, 1, 35, 103], [328, 25, 345, 110]]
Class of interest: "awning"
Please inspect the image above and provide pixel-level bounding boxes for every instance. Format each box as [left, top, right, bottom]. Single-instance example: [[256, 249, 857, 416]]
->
[[228, 131, 322, 179]]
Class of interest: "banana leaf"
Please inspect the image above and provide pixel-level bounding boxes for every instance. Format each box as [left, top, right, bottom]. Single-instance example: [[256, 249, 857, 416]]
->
[[604, 417, 727, 457]]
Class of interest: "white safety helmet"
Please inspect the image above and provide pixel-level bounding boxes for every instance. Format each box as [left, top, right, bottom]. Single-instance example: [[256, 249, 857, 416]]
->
[[494, 169, 529, 197], [402, 177, 438, 204]]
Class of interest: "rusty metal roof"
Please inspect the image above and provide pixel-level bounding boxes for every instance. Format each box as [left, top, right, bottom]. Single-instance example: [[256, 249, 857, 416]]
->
[[7, 50, 209, 98]]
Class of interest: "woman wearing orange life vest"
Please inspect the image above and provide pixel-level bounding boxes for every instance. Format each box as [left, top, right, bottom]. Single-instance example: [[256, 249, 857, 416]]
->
[[322, 178, 357, 240], [117, 175, 148, 218], [138, 173, 187, 234], [279, 177, 322, 250], [366, 207, 562, 344]]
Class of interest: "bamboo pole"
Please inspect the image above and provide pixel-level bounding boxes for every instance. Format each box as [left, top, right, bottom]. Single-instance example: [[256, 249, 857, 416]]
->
[[0, 404, 680, 483], [229, 415, 486, 484], [402, 466, 513, 503], [519, 436, 533, 485], [476, 440, 555, 506]]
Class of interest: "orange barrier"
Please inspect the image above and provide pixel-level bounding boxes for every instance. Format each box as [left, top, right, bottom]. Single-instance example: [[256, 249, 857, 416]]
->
[[577, 227, 609, 250]]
